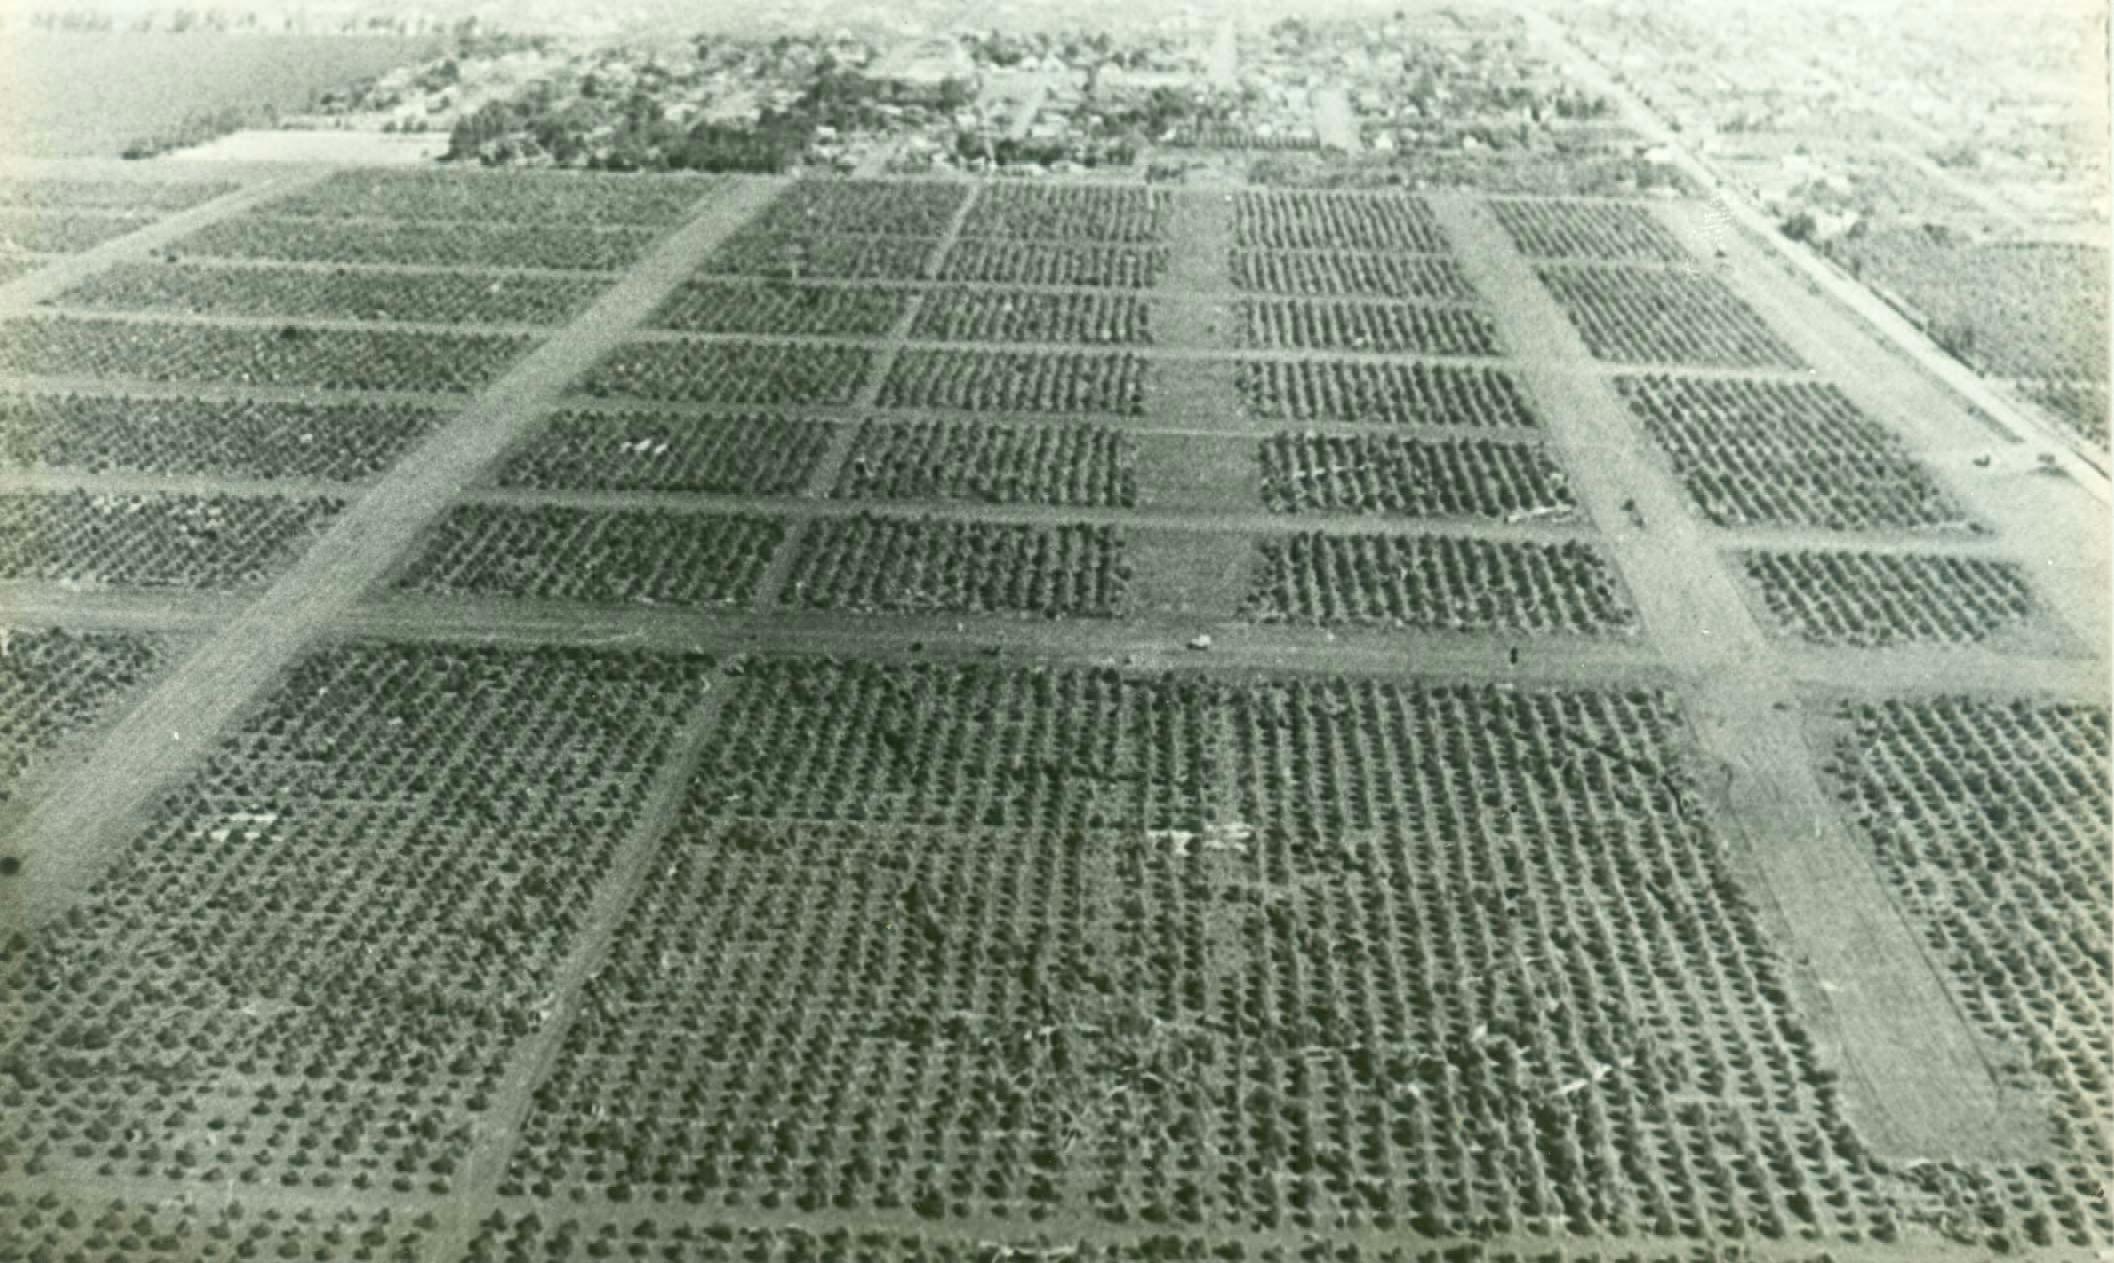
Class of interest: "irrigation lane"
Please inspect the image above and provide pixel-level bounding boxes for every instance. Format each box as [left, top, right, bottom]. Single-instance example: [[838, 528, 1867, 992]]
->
[[1519, 6, 2114, 492], [1429, 191, 2048, 1166], [7, 175, 789, 924]]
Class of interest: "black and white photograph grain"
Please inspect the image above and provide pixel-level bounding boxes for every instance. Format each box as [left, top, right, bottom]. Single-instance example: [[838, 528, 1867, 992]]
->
[[0, 0, 2108, 1259]]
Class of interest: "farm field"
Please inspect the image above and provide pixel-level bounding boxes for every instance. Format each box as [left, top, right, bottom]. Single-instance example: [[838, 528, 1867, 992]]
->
[[0, 142, 2104, 1263]]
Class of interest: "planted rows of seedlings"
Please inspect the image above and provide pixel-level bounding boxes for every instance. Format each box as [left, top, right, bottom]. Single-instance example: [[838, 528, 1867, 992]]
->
[[960, 182, 1173, 243], [1241, 298, 1501, 357], [1825, 232, 2109, 382], [693, 181, 963, 283], [0, 490, 340, 590], [938, 240, 1169, 290], [1259, 432, 1576, 520], [502, 660, 1936, 1242], [0, 393, 448, 482], [699, 230, 935, 281], [666, 657, 1218, 843], [764, 180, 969, 237], [783, 516, 1129, 618], [265, 168, 715, 226], [911, 288, 1153, 346], [1234, 190, 1448, 253], [577, 340, 872, 407], [496, 410, 832, 495], [0, 316, 534, 393], [2022, 377, 2110, 449], [1231, 251, 1479, 303], [651, 280, 908, 338], [1539, 266, 1803, 369], [0, 176, 239, 214], [1237, 359, 1536, 429], [1244, 532, 1634, 634], [0, 1194, 426, 1263], [0, 627, 165, 806], [1489, 200, 1688, 263], [1615, 375, 1976, 533], [465, 1217, 1848, 1263], [1823, 696, 2112, 1252], [1740, 548, 2040, 648], [879, 348, 1148, 416], [0, 209, 157, 254], [52, 260, 607, 328], [171, 216, 662, 273], [834, 419, 1139, 508], [0, 641, 717, 1194], [397, 503, 784, 610]]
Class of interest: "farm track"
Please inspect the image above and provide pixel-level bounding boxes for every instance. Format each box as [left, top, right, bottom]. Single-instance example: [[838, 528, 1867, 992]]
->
[[8, 174, 787, 921], [1430, 192, 2045, 1165]]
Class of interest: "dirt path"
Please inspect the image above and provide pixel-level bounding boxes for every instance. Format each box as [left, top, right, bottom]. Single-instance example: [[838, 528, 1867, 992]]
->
[[10, 176, 788, 925], [1429, 191, 2046, 1165]]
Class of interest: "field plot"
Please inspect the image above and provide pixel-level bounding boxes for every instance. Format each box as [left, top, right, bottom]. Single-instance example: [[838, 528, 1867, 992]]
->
[[1827, 232, 2109, 381], [1234, 190, 1448, 252], [2022, 377, 2110, 448], [397, 503, 784, 609], [960, 182, 1172, 243], [1539, 265, 1804, 368], [1236, 359, 1536, 428], [0, 1194, 427, 1263], [0, 490, 339, 589], [0, 393, 448, 482], [1240, 298, 1501, 356], [0, 178, 240, 214], [938, 240, 1169, 289], [0, 642, 715, 1192], [783, 516, 1129, 617], [758, 179, 968, 236], [0, 256, 45, 285], [1231, 250, 1480, 302], [1261, 432, 1577, 520], [0, 628, 165, 806], [674, 658, 1214, 832], [1615, 375, 1976, 533], [172, 217, 661, 272], [264, 169, 713, 226], [1824, 696, 2112, 1253], [1245, 532, 1634, 634], [0, 316, 534, 393], [461, 1222, 1846, 1263], [53, 261, 607, 327], [697, 229, 936, 281], [834, 419, 1138, 507], [577, 340, 872, 407], [503, 663, 1912, 1243], [651, 280, 908, 337], [496, 410, 832, 494], [0, 209, 156, 254], [1740, 548, 2042, 648], [911, 288, 1152, 345], [879, 348, 1147, 416], [1489, 199, 1689, 262]]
